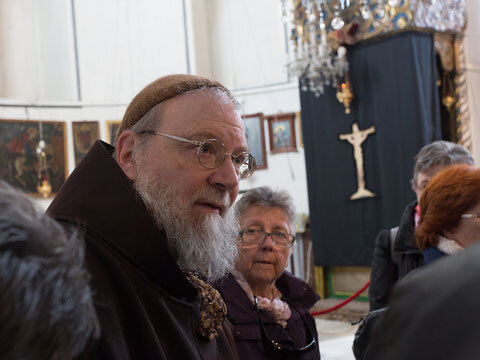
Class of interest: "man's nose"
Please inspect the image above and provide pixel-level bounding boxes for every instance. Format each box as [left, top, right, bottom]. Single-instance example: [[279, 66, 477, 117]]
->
[[207, 156, 240, 191]]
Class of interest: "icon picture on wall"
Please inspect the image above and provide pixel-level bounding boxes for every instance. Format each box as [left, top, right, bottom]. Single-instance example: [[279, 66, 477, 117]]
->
[[266, 113, 297, 154], [0, 119, 67, 196], [72, 121, 100, 166]]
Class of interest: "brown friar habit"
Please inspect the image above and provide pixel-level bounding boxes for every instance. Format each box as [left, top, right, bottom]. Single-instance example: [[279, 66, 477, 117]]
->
[[47, 140, 239, 360]]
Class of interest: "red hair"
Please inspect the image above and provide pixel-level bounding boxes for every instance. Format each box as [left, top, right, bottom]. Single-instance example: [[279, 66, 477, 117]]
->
[[416, 164, 480, 250]]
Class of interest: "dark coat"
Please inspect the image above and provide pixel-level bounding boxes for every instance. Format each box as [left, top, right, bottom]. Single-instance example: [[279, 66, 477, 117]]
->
[[369, 201, 424, 310], [365, 242, 480, 360], [214, 271, 321, 359], [47, 141, 239, 360]]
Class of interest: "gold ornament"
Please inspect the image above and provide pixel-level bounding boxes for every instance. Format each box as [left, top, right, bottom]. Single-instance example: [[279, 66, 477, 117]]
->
[[336, 81, 353, 114]]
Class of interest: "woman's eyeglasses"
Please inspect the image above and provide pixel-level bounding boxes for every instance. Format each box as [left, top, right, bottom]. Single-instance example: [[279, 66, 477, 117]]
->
[[253, 296, 316, 353], [239, 229, 295, 248], [136, 130, 257, 180]]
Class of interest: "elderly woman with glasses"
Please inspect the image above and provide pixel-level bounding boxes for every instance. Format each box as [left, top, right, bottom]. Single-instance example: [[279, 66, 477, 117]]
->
[[416, 164, 480, 262], [214, 186, 320, 359]]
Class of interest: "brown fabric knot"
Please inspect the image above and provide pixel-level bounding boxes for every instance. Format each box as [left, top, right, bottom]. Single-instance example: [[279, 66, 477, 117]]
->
[[185, 272, 227, 341]]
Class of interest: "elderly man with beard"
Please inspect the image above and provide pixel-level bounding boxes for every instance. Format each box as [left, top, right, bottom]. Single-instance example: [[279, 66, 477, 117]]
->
[[47, 74, 257, 360]]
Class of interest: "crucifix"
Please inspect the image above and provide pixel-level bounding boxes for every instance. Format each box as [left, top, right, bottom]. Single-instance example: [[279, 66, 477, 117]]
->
[[339, 122, 377, 200]]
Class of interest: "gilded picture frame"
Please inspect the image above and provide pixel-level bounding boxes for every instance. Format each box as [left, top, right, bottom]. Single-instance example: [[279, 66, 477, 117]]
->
[[296, 111, 303, 148], [72, 121, 100, 166], [106, 120, 121, 145], [241, 113, 268, 170], [0, 119, 67, 196], [266, 113, 297, 154]]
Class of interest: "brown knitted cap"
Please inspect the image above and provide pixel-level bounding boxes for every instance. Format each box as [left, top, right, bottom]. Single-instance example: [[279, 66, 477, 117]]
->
[[118, 74, 232, 137]]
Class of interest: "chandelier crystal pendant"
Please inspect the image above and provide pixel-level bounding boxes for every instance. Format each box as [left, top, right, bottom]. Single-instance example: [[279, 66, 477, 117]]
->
[[282, 0, 412, 97]]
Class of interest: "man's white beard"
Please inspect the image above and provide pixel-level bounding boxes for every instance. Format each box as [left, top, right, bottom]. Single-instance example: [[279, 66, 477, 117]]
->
[[133, 168, 239, 282]]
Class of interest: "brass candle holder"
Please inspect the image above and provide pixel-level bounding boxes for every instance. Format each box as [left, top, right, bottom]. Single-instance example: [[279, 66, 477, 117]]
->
[[336, 80, 353, 114]]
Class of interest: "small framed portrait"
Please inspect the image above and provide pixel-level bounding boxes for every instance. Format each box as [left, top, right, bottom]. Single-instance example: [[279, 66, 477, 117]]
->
[[266, 113, 297, 154], [106, 120, 121, 145], [0, 119, 67, 196], [242, 113, 267, 170], [72, 121, 100, 166]]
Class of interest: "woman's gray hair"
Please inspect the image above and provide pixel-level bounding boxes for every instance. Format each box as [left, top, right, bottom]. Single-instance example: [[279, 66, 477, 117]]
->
[[411, 140, 474, 191], [235, 186, 296, 234]]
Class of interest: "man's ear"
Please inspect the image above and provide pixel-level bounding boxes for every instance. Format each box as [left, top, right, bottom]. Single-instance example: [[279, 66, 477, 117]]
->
[[116, 130, 137, 180]]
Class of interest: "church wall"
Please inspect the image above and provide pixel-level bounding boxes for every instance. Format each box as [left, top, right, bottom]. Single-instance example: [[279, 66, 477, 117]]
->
[[2, 1, 477, 226], [0, 0, 190, 210], [73, 0, 189, 102], [0, 0, 78, 100], [189, 0, 214, 78], [465, 0, 480, 163], [201, 0, 310, 215], [234, 84, 310, 216], [0, 0, 310, 218], [204, 0, 290, 90]]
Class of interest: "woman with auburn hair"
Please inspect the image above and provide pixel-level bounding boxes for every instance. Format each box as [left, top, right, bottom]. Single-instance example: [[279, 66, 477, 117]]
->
[[416, 164, 480, 264]]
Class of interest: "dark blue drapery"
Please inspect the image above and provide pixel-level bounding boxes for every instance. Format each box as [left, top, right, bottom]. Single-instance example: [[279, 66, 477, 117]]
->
[[300, 31, 441, 266]]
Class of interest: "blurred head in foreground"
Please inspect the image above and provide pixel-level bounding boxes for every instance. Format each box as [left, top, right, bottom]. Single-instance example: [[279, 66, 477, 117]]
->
[[0, 182, 99, 360]]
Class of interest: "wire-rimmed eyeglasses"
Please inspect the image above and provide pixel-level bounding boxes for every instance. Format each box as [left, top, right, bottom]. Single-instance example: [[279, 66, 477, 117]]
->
[[136, 130, 257, 180], [253, 296, 316, 353], [239, 229, 295, 248], [461, 214, 480, 219]]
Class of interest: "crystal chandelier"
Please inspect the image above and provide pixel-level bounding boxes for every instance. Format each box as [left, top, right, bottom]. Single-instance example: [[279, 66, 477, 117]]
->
[[282, 0, 406, 97]]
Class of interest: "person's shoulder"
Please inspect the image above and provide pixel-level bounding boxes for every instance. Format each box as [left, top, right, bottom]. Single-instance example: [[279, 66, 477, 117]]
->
[[405, 243, 480, 286], [278, 270, 307, 288], [401, 200, 417, 218], [211, 272, 234, 290], [277, 271, 320, 304], [374, 228, 391, 247], [421, 246, 447, 265], [211, 273, 243, 304], [390, 243, 480, 311], [367, 244, 480, 360]]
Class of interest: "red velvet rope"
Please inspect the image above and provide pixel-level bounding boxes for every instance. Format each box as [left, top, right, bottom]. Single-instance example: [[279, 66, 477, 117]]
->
[[310, 280, 370, 316]]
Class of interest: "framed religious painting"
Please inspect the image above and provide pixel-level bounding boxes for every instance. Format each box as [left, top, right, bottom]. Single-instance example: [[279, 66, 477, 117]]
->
[[241, 113, 267, 170], [0, 119, 67, 197], [106, 120, 121, 145], [266, 113, 297, 154], [72, 121, 100, 166]]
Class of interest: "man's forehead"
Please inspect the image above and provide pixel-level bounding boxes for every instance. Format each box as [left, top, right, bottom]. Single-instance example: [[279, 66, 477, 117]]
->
[[161, 94, 247, 149], [189, 126, 248, 152]]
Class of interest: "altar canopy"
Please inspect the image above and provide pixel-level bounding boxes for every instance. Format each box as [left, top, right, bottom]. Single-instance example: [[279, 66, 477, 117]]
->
[[300, 31, 441, 266]]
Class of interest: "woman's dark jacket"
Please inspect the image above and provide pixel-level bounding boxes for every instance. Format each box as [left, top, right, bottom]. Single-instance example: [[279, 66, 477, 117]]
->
[[47, 141, 239, 360], [369, 201, 424, 310], [214, 271, 321, 359]]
